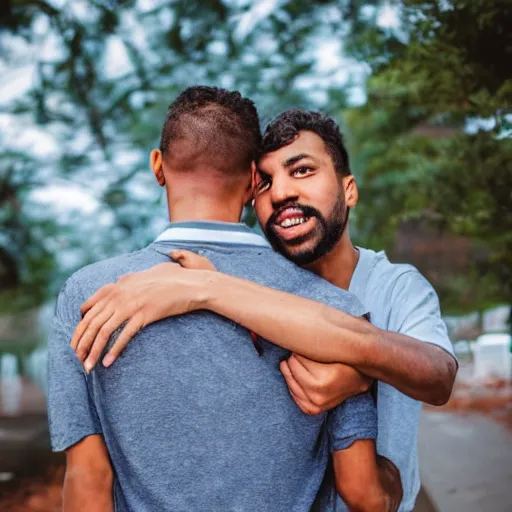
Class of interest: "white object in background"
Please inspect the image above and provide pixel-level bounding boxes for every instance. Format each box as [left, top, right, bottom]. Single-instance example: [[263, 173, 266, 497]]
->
[[473, 333, 511, 380], [0, 354, 22, 415], [482, 305, 511, 333]]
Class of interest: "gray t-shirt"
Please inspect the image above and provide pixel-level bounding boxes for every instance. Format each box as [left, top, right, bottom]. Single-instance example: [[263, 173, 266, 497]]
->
[[347, 247, 456, 512], [47, 222, 377, 512]]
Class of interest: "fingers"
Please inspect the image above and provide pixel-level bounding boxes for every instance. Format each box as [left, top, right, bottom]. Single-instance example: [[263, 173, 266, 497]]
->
[[102, 316, 145, 367], [71, 299, 107, 351], [82, 312, 124, 373], [280, 360, 309, 402], [280, 360, 321, 415], [75, 304, 115, 363], [70, 315, 87, 352], [80, 283, 115, 317], [72, 283, 116, 352], [289, 353, 316, 375], [289, 389, 317, 415], [286, 354, 316, 390], [286, 355, 332, 413], [170, 250, 217, 271]]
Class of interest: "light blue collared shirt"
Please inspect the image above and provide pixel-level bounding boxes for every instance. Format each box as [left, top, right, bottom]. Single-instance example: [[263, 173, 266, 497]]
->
[[348, 247, 456, 512]]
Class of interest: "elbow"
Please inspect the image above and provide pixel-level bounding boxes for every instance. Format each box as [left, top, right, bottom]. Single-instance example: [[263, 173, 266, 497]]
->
[[425, 355, 458, 406], [335, 481, 364, 511], [63, 469, 114, 512], [64, 463, 114, 498], [336, 478, 386, 512], [429, 388, 451, 407]]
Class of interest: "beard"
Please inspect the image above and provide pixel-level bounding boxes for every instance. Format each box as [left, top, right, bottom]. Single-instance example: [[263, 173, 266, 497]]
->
[[263, 192, 349, 266]]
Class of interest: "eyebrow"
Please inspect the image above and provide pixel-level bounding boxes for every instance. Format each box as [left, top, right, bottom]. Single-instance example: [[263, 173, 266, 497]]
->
[[282, 153, 312, 167]]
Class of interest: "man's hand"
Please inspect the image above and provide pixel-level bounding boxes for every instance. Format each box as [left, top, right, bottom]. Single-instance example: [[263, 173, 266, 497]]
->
[[171, 249, 217, 271], [280, 354, 373, 415], [70, 257, 213, 372]]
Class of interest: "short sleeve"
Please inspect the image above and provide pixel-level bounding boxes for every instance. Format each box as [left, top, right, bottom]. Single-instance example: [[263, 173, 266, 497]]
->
[[47, 278, 102, 452], [390, 270, 456, 361], [327, 392, 377, 452]]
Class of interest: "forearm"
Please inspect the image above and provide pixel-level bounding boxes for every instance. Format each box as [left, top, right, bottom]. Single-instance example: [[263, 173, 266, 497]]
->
[[338, 462, 390, 512], [199, 272, 456, 404], [63, 468, 114, 512], [200, 271, 373, 363], [342, 487, 388, 512], [351, 329, 457, 405], [333, 441, 401, 512]]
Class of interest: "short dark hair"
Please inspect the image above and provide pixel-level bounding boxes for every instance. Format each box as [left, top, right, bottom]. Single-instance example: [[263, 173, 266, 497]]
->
[[160, 86, 261, 176], [259, 109, 351, 176]]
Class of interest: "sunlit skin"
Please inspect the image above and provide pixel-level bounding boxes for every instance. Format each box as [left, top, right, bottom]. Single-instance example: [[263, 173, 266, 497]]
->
[[253, 130, 360, 290]]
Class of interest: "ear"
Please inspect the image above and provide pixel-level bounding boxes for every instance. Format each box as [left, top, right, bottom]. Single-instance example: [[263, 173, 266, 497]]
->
[[243, 161, 258, 205], [150, 149, 165, 186], [343, 175, 358, 208], [242, 176, 253, 206]]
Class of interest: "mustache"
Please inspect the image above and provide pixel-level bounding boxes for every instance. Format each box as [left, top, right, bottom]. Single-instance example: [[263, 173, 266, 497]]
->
[[267, 203, 321, 227]]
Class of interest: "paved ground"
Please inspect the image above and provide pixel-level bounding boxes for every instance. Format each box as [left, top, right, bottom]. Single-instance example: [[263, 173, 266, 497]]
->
[[2, 373, 511, 511], [414, 487, 437, 512], [419, 409, 512, 512]]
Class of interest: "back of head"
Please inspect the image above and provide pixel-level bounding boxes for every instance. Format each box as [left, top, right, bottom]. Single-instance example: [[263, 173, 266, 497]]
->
[[259, 108, 351, 177], [160, 86, 261, 178]]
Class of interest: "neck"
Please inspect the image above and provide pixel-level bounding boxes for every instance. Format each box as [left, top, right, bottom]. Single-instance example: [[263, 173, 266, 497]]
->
[[166, 192, 243, 224], [305, 230, 359, 290], [163, 170, 249, 224]]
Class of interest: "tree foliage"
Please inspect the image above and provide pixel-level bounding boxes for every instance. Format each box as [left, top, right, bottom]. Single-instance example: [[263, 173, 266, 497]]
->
[[1, 0, 364, 310], [345, 0, 512, 312], [1, 0, 510, 314]]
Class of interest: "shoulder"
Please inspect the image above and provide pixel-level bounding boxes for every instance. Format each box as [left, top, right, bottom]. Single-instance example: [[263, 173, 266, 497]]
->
[[357, 248, 445, 329], [358, 249, 453, 351], [372, 255, 447, 338], [54, 248, 164, 327], [360, 248, 433, 303], [256, 248, 368, 318], [60, 248, 158, 302]]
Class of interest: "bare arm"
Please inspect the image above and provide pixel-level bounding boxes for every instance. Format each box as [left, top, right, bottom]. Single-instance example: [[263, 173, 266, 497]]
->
[[63, 435, 114, 512], [201, 271, 457, 405], [72, 257, 456, 405], [333, 441, 402, 512]]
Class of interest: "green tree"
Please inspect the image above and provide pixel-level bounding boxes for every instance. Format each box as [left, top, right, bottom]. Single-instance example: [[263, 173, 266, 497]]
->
[[1, 0, 370, 310], [344, 0, 512, 313], [2, 0, 510, 317]]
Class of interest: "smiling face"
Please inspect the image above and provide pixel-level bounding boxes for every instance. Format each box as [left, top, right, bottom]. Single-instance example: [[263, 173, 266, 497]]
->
[[254, 130, 356, 265]]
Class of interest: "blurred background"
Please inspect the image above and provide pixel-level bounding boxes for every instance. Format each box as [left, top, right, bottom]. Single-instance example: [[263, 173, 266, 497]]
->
[[0, 0, 511, 510]]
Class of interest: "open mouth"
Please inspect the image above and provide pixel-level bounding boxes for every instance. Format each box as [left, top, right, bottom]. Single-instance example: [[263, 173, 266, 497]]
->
[[272, 207, 315, 241], [278, 216, 309, 228]]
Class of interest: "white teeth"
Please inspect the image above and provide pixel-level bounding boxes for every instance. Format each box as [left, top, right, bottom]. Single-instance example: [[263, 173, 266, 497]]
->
[[280, 217, 307, 228]]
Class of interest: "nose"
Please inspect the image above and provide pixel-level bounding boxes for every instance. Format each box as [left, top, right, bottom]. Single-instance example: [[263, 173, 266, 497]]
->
[[270, 174, 299, 209]]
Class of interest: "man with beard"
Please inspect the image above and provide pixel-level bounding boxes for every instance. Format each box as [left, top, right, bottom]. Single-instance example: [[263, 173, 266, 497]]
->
[[71, 108, 456, 511], [48, 89, 402, 512]]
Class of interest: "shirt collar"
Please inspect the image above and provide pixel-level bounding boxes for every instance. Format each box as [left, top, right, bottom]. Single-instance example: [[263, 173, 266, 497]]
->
[[153, 221, 271, 247]]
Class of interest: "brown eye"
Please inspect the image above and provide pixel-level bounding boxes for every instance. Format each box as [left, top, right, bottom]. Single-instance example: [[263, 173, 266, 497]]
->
[[292, 167, 313, 177]]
